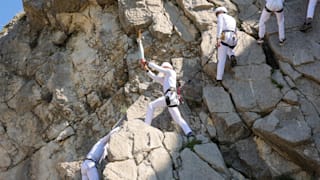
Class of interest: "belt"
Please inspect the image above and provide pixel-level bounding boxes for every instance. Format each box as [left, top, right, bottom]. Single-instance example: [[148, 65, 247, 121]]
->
[[222, 30, 235, 33], [221, 41, 236, 49], [164, 87, 176, 95], [84, 158, 98, 168], [265, 6, 283, 13]]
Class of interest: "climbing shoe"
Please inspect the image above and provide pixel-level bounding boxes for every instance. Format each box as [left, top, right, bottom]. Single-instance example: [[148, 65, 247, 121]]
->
[[214, 80, 222, 86], [300, 22, 312, 32], [187, 132, 196, 142], [279, 38, 286, 46], [230, 55, 237, 67]]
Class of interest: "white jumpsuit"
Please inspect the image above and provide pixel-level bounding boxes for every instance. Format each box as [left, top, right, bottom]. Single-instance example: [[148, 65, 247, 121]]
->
[[81, 127, 120, 180], [144, 62, 192, 135], [306, 0, 318, 19], [258, 0, 285, 41], [216, 13, 237, 81]]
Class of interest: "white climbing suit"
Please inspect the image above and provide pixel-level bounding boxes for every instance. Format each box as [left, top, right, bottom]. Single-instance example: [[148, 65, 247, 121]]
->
[[81, 127, 120, 180], [144, 62, 192, 135], [216, 13, 238, 81], [137, 38, 192, 135], [258, 0, 285, 41], [306, 0, 318, 19]]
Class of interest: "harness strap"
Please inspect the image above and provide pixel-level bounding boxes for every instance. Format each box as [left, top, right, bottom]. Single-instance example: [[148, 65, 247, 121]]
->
[[221, 41, 236, 49], [84, 158, 98, 168], [265, 6, 283, 13], [164, 87, 176, 95], [222, 30, 235, 33]]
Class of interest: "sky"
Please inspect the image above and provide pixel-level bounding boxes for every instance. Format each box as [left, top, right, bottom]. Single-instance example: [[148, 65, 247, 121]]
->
[[0, 0, 23, 28]]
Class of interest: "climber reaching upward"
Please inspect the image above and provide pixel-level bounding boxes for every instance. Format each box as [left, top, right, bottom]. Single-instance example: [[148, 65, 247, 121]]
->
[[81, 126, 120, 180], [137, 31, 194, 138]]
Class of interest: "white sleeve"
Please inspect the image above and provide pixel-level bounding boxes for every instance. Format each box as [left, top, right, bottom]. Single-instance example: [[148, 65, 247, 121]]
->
[[216, 15, 223, 39], [148, 62, 171, 74], [147, 70, 164, 84]]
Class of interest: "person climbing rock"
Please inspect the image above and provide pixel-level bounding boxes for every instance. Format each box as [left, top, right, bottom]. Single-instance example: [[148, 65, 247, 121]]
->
[[300, 0, 318, 32], [137, 31, 194, 138], [81, 127, 120, 180], [257, 0, 286, 46], [214, 7, 238, 84]]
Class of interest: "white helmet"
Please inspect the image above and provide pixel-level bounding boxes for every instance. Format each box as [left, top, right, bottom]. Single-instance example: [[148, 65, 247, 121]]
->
[[214, 7, 228, 14], [161, 62, 173, 69]]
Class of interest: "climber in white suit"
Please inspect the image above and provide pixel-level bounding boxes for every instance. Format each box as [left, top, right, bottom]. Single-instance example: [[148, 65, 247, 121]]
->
[[300, 0, 318, 32], [257, 0, 286, 45], [215, 7, 238, 83], [137, 32, 193, 137], [81, 127, 120, 180]]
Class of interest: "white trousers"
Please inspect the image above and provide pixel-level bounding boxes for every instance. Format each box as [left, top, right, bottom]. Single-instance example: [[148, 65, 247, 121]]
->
[[138, 40, 145, 60], [307, 0, 318, 18], [145, 96, 192, 135], [258, 8, 285, 41], [81, 160, 99, 180], [216, 43, 235, 81]]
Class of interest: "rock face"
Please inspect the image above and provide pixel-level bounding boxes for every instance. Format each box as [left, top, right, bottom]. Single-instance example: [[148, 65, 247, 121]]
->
[[1, 0, 320, 179]]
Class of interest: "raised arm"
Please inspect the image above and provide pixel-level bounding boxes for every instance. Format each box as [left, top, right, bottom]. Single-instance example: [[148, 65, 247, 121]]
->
[[146, 68, 164, 84], [148, 62, 171, 74]]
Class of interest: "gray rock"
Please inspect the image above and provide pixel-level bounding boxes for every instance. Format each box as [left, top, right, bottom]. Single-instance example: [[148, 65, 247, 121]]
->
[[240, 111, 261, 127], [0, 146, 11, 170], [203, 85, 235, 113], [137, 161, 158, 180], [148, 148, 173, 180], [283, 90, 299, 105], [254, 137, 302, 177], [163, 132, 183, 153], [56, 161, 82, 180], [52, 31, 67, 45], [215, 112, 249, 143], [253, 103, 320, 175], [278, 61, 302, 81], [296, 61, 320, 84], [55, 126, 75, 142], [164, 1, 198, 42], [104, 159, 138, 180], [149, 13, 173, 39], [225, 69, 282, 113], [194, 143, 228, 173], [234, 137, 272, 179], [179, 148, 224, 179], [176, 0, 215, 31]]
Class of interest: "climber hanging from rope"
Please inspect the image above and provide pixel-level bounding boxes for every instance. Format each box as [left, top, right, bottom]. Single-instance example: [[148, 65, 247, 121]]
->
[[81, 116, 126, 180], [137, 30, 194, 138]]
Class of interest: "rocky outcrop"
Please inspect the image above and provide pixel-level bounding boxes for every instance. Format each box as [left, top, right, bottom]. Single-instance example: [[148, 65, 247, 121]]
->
[[1, 0, 320, 179]]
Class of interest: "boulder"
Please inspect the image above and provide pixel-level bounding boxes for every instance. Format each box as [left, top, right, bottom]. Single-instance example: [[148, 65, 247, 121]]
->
[[253, 103, 320, 175]]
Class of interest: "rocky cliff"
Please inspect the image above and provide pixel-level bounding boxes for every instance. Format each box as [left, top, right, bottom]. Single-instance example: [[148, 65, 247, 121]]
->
[[0, 0, 319, 179]]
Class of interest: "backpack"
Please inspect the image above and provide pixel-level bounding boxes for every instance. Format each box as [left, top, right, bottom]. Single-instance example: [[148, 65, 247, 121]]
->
[[266, 0, 283, 11]]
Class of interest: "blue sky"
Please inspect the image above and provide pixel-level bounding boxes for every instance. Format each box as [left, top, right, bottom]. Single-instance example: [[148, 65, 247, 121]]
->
[[0, 0, 23, 28]]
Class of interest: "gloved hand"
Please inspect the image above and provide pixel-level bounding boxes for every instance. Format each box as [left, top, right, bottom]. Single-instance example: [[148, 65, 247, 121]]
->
[[140, 59, 148, 70]]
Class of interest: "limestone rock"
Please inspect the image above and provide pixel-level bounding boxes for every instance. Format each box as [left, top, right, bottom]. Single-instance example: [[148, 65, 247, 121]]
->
[[194, 143, 228, 174], [203, 85, 235, 113], [164, 1, 199, 42], [149, 13, 173, 39], [233, 137, 272, 179], [253, 103, 320, 175], [57, 161, 82, 180], [104, 159, 138, 180], [179, 148, 224, 179]]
